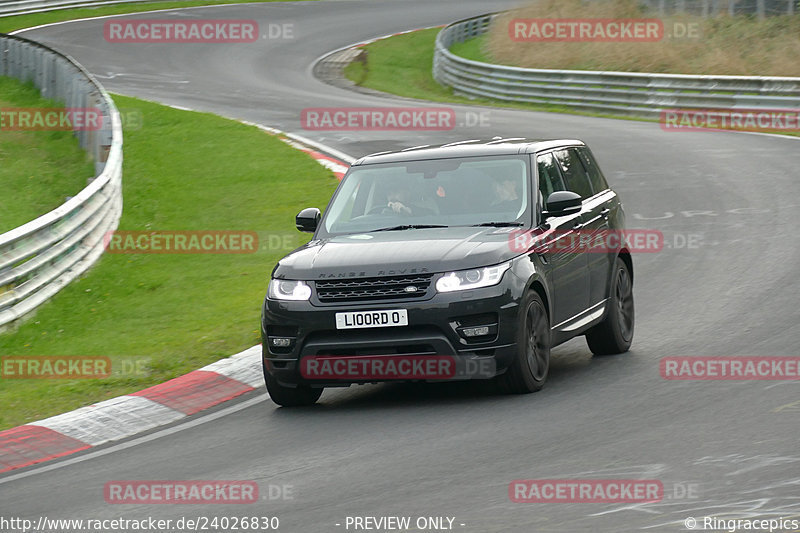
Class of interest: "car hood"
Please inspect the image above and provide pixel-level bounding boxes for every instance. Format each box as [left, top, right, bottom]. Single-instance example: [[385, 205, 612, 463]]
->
[[273, 226, 522, 280]]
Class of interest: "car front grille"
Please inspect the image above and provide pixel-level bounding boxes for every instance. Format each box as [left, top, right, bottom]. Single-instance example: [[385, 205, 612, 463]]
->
[[315, 274, 433, 302]]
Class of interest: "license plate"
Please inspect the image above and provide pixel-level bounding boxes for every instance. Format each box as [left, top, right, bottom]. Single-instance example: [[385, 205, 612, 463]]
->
[[335, 309, 408, 330]]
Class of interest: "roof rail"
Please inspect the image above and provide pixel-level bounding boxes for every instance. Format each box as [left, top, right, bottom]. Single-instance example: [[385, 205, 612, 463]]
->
[[440, 139, 483, 148], [486, 137, 526, 145], [400, 144, 431, 152]]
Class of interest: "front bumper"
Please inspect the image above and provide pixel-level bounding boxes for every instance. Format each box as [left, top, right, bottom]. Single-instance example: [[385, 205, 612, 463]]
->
[[261, 273, 525, 387]]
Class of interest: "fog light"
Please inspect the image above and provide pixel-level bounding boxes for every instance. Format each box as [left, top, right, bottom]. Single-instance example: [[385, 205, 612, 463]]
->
[[462, 326, 490, 337], [270, 337, 293, 348]]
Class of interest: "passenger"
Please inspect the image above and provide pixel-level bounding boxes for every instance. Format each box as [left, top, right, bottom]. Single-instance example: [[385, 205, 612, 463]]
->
[[489, 176, 521, 213]]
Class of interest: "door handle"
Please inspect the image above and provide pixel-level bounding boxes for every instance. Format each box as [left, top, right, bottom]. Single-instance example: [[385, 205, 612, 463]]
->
[[600, 208, 610, 219]]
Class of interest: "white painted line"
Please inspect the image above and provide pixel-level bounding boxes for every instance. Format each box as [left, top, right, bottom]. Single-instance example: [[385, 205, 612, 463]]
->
[[313, 158, 349, 176], [242, 120, 357, 164], [722, 129, 800, 142], [0, 395, 268, 485], [29, 395, 184, 447], [12, 10, 799, 145], [9, 2, 270, 35], [283, 131, 356, 164], [0, 103, 351, 474], [0, 111, 351, 474]]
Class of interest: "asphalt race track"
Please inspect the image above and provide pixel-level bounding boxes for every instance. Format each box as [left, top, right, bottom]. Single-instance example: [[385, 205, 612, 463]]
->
[[2, 1, 800, 531]]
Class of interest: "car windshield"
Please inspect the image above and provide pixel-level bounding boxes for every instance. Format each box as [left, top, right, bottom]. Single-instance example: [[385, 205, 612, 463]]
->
[[321, 155, 530, 235]]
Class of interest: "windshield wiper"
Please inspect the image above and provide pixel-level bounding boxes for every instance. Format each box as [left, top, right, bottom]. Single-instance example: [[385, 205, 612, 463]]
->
[[369, 224, 449, 232], [471, 221, 525, 227]]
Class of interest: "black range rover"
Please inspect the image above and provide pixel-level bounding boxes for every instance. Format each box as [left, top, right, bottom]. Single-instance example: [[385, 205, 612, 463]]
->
[[261, 139, 634, 406]]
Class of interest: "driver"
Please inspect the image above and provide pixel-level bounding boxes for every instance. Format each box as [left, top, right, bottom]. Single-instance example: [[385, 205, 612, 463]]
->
[[384, 185, 433, 216]]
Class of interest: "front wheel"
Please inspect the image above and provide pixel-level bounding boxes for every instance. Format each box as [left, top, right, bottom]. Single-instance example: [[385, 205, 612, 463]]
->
[[586, 257, 634, 355], [497, 291, 550, 394], [263, 362, 323, 407]]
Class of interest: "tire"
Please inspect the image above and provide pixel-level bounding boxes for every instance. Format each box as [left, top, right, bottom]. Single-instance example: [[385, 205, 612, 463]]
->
[[263, 361, 323, 407], [586, 257, 634, 355], [497, 291, 550, 394]]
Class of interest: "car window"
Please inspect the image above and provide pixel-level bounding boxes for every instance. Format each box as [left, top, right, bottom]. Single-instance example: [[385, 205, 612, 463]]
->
[[577, 147, 609, 194], [554, 148, 594, 200], [536, 152, 566, 205], [321, 156, 530, 235]]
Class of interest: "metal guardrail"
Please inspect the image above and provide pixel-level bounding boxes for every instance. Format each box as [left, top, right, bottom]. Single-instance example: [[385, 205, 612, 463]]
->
[[640, 0, 796, 17], [433, 14, 800, 118], [0, 33, 122, 329], [1, 0, 792, 18]]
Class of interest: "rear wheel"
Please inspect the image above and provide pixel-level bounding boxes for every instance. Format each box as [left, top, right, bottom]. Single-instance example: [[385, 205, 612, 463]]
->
[[586, 257, 634, 355], [497, 291, 550, 394], [263, 361, 322, 407]]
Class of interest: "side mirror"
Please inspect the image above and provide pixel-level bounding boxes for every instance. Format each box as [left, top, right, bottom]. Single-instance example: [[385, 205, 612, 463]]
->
[[543, 191, 582, 218], [295, 207, 321, 233]]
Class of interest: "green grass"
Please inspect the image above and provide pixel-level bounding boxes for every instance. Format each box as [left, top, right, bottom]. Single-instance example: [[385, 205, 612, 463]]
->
[[0, 95, 339, 430], [343, 29, 554, 110], [0, 77, 94, 233], [345, 28, 799, 138], [343, 29, 620, 117], [343, 60, 367, 86], [0, 0, 313, 34], [449, 35, 490, 63], [488, 2, 800, 76], [346, 30, 450, 101]]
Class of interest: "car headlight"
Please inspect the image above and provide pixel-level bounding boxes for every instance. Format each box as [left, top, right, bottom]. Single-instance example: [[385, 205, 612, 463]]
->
[[435, 262, 511, 293], [268, 279, 312, 301]]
